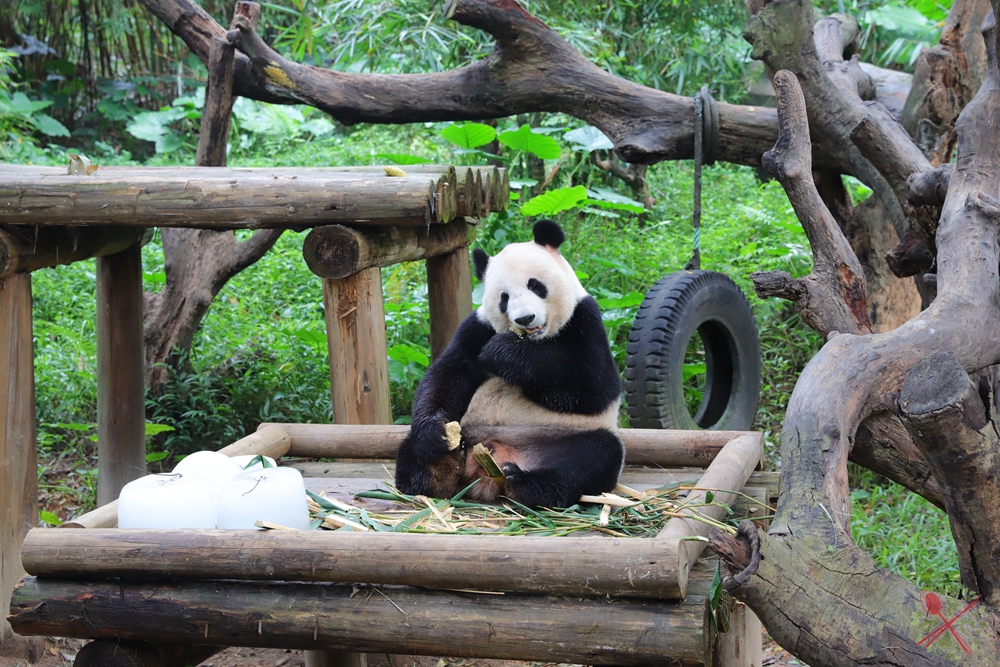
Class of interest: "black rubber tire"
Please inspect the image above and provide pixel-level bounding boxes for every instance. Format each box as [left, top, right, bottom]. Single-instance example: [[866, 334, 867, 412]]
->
[[624, 270, 761, 430]]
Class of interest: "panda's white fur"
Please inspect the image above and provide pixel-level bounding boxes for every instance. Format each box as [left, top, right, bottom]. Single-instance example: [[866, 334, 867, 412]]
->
[[476, 239, 587, 341]]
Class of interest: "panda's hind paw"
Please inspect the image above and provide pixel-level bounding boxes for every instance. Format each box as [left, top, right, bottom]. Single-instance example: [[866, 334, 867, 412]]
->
[[501, 462, 523, 480]]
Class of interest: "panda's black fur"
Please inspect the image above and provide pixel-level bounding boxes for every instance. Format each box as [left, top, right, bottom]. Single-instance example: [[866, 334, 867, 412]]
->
[[394, 220, 625, 508]]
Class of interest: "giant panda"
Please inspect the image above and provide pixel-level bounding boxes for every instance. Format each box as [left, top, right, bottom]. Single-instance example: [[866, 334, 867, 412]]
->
[[394, 219, 625, 508]]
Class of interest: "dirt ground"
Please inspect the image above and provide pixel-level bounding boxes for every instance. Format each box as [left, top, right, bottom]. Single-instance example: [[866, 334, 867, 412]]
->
[[0, 633, 805, 667]]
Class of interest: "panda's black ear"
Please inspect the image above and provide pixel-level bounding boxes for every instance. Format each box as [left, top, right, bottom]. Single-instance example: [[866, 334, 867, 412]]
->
[[472, 248, 490, 281], [533, 219, 565, 249]]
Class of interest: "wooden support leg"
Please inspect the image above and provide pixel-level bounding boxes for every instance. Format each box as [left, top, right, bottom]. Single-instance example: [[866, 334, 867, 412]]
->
[[323, 266, 391, 426], [426, 245, 473, 361], [0, 272, 43, 659], [714, 603, 763, 667], [96, 244, 146, 506], [317, 265, 390, 666]]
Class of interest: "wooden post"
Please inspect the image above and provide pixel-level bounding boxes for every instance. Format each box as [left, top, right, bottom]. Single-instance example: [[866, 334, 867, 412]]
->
[[426, 245, 473, 360], [318, 265, 390, 667], [96, 244, 146, 506], [323, 267, 391, 426], [0, 272, 42, 659], [715, 603, 764, 667]]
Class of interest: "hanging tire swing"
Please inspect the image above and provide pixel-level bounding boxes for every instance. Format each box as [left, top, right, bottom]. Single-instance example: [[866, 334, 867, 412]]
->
[[624, 88, 762, 431]]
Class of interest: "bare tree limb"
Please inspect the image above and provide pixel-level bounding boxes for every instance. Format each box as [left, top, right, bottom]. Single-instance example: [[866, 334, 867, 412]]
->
[[753, 70, 872, 337]]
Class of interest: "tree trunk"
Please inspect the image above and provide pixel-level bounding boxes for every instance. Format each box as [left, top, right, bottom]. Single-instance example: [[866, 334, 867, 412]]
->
[[708, 5, 1000, 664]]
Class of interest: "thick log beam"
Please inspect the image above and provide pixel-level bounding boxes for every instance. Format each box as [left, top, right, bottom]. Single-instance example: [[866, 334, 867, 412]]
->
[[0, 167, 460, 228], [19, 528, 687, 600], [303, 218, 474, 280], [0, 226, 145, 279], [258, 422, 762, 468], [9, 575, 713, 665], [900, 351, 1000, 602]]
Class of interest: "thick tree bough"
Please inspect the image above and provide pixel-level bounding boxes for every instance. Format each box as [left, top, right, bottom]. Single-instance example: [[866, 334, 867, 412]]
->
[[710, 12, 1000, 666], [138, 0, 782, 167]]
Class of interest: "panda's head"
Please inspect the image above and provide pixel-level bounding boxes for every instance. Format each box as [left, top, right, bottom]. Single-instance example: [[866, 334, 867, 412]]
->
[[473, 220, 588, 340]]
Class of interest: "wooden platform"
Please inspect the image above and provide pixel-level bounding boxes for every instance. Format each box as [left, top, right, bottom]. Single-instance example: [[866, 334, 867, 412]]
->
[[10, 425, 771, 667]]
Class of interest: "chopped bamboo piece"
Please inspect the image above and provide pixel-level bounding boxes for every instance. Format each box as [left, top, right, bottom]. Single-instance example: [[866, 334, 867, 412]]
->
[[579, 493, 638, 507], [472, 444, 505, 487], [322, 515, 370, 532], [599, 504, 612, 527], [254, 521, 299, 531], [444, 421, 462, 451]]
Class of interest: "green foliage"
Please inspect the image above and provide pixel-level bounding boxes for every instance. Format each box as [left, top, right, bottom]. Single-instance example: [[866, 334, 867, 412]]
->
[[440, 122, 496, 149], [850, 467, 962, 596]]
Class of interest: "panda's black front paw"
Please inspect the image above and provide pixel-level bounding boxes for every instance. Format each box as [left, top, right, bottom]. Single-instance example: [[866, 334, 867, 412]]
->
[[409, 420, 449, 462], [478, 332, 521, 369]]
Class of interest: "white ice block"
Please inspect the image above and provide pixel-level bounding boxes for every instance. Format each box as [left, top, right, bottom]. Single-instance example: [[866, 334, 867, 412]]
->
[[217, 467, 310, 530], [118, 474, 217, 529]]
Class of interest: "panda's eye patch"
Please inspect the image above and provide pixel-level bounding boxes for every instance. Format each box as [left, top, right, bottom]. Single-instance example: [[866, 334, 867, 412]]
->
[[499, 292, 509, 313], [527, 278, 548, 299]]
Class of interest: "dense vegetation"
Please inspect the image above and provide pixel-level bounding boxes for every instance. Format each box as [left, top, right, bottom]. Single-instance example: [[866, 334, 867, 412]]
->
[[4, 0, 959, 594]]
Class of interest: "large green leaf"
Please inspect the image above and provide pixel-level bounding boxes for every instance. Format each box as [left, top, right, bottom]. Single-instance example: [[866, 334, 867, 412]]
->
[[440, 123, 496, 149], [520, 185, 587, 217], [563, 125, 614, 152], [31, 113, 70, 137], [498, 124, 561, 160]]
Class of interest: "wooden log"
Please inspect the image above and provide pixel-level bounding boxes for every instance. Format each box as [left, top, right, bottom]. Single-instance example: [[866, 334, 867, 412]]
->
[[20, 528, 687, 599], [324, 268, 392, 426], [0, 272, 43, 658], [60, 425, 292, 529], [657, 434, 763, 597], [74, 640, 224, 667], [426, 245, 473, 360], [0, 165, 509, 217], [302, 218, 474, 280], [96, 244, 146, 507], [259, 422, 761, 467], [0, 169, 461, 228], [9, 574, 711, 666], [0, 225, 145, 279]]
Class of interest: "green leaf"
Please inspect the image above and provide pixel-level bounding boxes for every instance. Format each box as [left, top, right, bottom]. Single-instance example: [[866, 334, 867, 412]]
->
[[520, 185, 587, 217], [598, 292, 645, 310], [155, 132, 184, 154], [682, 362, 707, 381], [497, 124, 561, 160], [387, 343, 429, 367], [709, 561, 723, 636], [706, 490, 715, 504], [146, 451, 170, 463], [127, 113, 169, 141], [30, 113, 70, 137], [375, 153, 433, 165], [293, 328, 328, 351], [583, 198, 644, 214], [145, 423, 176, 437], [440, 122, 496, 149], [563, 125, 614, 152], [40, 510, 62, 527]]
